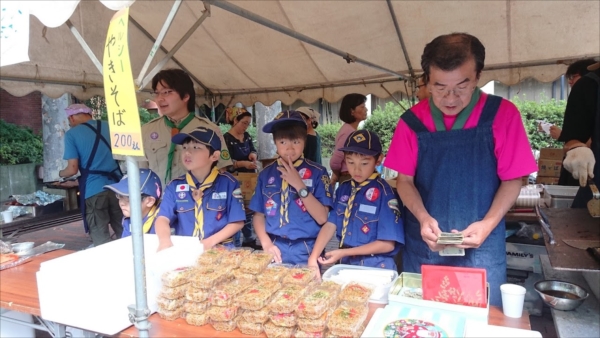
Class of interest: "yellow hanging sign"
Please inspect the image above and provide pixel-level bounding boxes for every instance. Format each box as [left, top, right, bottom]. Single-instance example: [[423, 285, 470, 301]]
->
[[102, 8, 144, 157]]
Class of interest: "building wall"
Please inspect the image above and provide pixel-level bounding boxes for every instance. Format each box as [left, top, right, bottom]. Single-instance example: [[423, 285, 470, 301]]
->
[[0, 89, 43, 134]]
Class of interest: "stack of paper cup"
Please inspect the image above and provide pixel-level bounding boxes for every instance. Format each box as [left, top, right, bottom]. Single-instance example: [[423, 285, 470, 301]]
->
[[501, 283, 527, 318]]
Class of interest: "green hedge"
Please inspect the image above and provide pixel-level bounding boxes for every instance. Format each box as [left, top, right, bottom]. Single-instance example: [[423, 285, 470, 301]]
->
[[316, 122, 343, 158], [513, 97, 566, 150], [0, 120, 44, 165]]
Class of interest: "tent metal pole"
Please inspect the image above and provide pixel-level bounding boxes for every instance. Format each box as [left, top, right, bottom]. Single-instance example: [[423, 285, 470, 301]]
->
[[385, 0, 415, 79], [136, 0, 183, 87], [66, 20, 103, 74], [125, 157, 151, 338], [207, 0, 407, 80], [140, 6, 211, 90], [129, 17, 212, 94]]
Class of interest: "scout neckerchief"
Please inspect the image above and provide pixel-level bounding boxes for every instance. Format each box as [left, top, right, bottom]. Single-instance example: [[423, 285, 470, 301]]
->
[[277, 156, 304, 227], [339, 172, 380, 247], [186, 167, 220, 239], [429, 87, 481, 132], [164, 113, 196, 183], [142, 204, 159, 233]]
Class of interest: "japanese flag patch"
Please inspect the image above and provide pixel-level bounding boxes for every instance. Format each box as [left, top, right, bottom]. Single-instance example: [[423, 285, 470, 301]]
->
[[176, 184, 189, 192]]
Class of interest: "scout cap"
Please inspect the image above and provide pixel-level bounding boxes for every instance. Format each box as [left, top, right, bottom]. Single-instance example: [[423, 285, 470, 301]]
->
[[262, 110, 307, 133], [65, 104, 92, 117], [171, 127, 222, 151], [296, 107, 321, 121], [338, 129, 382, 157], [104, 169, 162, 200]]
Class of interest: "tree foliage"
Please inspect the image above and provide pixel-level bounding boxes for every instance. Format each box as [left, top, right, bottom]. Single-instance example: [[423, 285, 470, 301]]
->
[[512, 97, 566, 150], [0, 120, 44, 165], [363, 101, 408, 153], [316, 122, 342, 158]]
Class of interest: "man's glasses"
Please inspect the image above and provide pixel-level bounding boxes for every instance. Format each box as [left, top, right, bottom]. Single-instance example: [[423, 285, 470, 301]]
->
[[151, 89, 175, 98], [431, 84, 473, 98]]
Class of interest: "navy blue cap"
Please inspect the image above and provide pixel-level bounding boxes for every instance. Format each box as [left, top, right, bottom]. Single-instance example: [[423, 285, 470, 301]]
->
[[104, 169, 162, 200], [338, 130, 382, 156], [262, 110, 307, 133], [171, 127, 221, 150]]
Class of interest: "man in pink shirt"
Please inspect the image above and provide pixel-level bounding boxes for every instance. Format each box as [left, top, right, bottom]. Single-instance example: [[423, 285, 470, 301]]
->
[[384, 33, 537, 306]]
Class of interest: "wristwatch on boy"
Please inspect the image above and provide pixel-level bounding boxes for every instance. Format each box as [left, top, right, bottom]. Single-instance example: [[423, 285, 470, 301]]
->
[[299, 187, 310, 198]]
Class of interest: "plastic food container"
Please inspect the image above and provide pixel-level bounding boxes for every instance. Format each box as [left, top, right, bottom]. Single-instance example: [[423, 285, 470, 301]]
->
[[156, 296, 185, 311], [264, 320, 295, 338], [256, 264, 291, 283], [282, 267, 316, 285], [161, 266, 192, 287], [269, 311, 297, 327], [184, 300, 209, 315], [206, 305, 239, 322], [159, 283, 188, 299], [322, 264, 397, 304], [185, 312, 209, 326], [338, 282, 374, 304], [185, 285, 211, 302], [196, 246, 228, 266], [157, 307, 184, 321], [236, 316, 264, 336], [231, 268, 256, 282], [297, 287, 337, 319], [327, 302, 368, 337], [241, 307, 270, 324], [220, 247, 253, 267], [268, 284, 307, 313], [294, 328, 326, 338], [210, 318, 237, 332], [239, 251, 274, 274], [190, 266, 231, 289], [297, 310, 330, 332], [210, 279, 253, 307], [236, 282, 281, 311]]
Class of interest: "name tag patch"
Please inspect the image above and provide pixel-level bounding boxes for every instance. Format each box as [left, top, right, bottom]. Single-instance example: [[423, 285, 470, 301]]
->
[[212, 192, 227, 199], [358, 204, 377, 214], [302, 179, 313, 187]]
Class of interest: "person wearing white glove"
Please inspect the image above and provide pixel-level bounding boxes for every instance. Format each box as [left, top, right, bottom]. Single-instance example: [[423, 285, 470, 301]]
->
[[563, 146, 596, 187], [558, 61, 600, 208]]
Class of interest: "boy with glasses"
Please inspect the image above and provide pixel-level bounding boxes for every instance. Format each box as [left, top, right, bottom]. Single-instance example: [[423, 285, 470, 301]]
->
[[104, 169, 162, 237]]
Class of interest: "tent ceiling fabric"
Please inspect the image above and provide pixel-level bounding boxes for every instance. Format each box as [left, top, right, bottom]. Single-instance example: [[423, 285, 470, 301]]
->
[[0, 0, 598, 106]]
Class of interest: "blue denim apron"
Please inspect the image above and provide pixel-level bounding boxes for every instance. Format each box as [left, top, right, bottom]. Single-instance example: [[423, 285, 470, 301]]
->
[[402, 95, 506, 306], [572, 72, 600, 208]]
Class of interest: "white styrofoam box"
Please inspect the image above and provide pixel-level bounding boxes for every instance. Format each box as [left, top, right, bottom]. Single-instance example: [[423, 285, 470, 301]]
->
[[465, 322, 542, 337], [506, 242, 547, 273], [37, 235, 202, 335], [388, 273, 490, 323], [322, 264, 398, 304]]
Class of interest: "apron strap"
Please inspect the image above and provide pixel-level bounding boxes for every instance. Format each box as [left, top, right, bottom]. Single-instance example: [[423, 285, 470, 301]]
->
[[401, 109, 429, 133], [478, 94, 503, 126]]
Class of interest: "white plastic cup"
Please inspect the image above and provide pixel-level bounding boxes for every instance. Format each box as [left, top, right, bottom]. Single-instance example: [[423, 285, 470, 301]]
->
[[501, 283, 526, 318], [1, 210, 13, 223]]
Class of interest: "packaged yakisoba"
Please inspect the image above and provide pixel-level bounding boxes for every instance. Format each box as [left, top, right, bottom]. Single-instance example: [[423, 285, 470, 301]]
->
[[297, 309, 331, 332], [268, 283, 307, 313], [206, 304, 239, 322], [297, 287, 337, 319], [196, 245, 228, 266], [282, 266, 317, 285], [185, 285, 210, 302], [190, 266, 231, 289], [236, 281, 281, 311], [325, 325, 365, 338], [220, 247, 253, 267], [210, 279, 253, 307], [239, 250, 274, 274], [269, 311, 298, 327], [320, 281, 342, 294], [161, 266, 192, 287], [264, 319, 296, 338], [256, 263, 292, 283], [327, 302, 368, 338], [231, 268, 256, 282], [210, 318, 237, 332], [236, 315, 264, 336], [295, 328, 327, 338], [183, 300, 209, 314], [241, 306, 270, 324], [185, 312, 209, 326], [159, 283, 188, 299], [156, 296, 185, 311], [338, 282, 373, 304], [157, 307, 184, 321]]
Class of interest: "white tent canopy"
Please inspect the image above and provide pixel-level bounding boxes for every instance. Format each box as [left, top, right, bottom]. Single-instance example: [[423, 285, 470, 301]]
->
[[1, 0, 598, 106]]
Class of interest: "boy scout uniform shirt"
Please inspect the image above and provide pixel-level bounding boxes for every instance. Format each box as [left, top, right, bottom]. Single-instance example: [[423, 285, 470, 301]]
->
[[158, 171, 246, 237], [142, 116, 233, 184], [249, 159, 334, 240], [121, 214, 156, 238], [329, 177, 405, 256]]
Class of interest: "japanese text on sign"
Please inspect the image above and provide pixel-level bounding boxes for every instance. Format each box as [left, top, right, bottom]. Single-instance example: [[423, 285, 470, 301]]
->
[[102, 8, 144, 156]]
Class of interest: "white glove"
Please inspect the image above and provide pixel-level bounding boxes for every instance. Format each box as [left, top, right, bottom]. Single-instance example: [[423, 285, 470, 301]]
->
[[563, 147, 596, 187]]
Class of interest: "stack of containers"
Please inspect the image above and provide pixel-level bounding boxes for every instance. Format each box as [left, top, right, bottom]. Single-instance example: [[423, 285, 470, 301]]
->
[[295, 281, 342, 337], [327, 283, 373, 337], [157, 267, 192, 320], [536, 148, 565, 185]]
